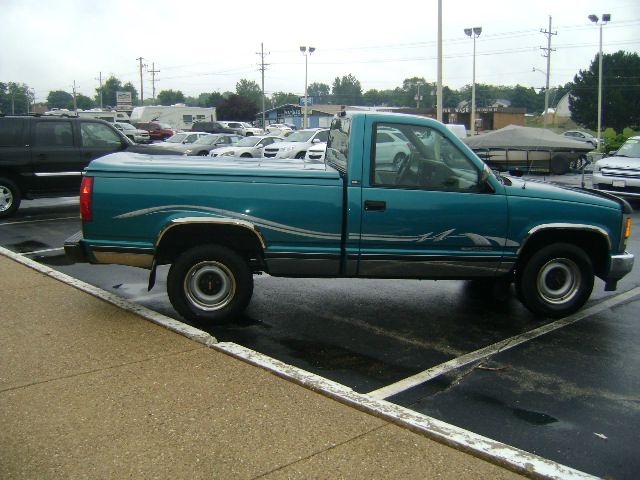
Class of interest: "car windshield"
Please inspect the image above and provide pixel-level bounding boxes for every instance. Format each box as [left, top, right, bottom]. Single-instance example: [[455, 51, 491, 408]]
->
[[241, 122, 253, 128], [236, 137, 261, 147], [195, 135, 222, 145], [284, 130, 315, 142], [119, 123, 135, 131], [616, 138, 640, 158], [165, 133, 187, 143], [157, 123, 172, 129]]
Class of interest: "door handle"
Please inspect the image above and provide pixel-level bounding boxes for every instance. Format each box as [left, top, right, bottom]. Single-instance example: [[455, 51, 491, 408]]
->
[[364, 200, 386, 211]]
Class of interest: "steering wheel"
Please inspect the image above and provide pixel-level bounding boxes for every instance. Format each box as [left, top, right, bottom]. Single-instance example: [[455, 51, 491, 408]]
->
[[395, 155, 412, 184]]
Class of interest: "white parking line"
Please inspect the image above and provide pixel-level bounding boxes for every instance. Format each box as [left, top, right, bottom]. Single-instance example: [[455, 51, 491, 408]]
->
[[367, 286, 640, 400], [0, 244, 600, 479], [0, 216, 78, 226], [23, 247, 65, 255]]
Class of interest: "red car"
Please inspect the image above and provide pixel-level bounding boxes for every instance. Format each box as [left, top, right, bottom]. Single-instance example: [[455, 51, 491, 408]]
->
[[135, 122, 175, 141]]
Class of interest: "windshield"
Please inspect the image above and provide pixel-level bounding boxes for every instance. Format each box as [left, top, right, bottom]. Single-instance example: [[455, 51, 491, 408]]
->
[[119, 123, 135, 131], [284, 130, 315, 142], [616, 138, 640, 158], [157, 123, 172, 129], [195, 135, 222, 145], [241, 122, 253, 128], [165, 133, 187, 143], [236, 137, 261, 147]]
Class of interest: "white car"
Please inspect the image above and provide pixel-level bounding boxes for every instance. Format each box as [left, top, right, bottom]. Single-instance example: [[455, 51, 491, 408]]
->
[[304, 143, 326, 162], [262, 128, 329, 159], [218, 121, 264, 136], [112, 122, 151, 143], [154, 132, 210, 147], [562, 130, 600, 148], [265, 123, 294, 136], [375, 129, 412, 167], [211, 136, 282, 158], [592, 136, 640, 199]]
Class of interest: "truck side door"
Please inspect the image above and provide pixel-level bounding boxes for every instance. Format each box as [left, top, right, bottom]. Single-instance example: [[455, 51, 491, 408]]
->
[[30, 119, 84, 193], [358, 120, 511, 279]]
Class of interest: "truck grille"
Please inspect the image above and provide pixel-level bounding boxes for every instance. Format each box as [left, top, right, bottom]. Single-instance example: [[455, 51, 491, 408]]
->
[[601, 167, 640, 179]]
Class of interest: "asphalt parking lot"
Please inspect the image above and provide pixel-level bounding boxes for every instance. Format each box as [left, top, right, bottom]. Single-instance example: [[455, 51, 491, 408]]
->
[[2, 178, 639, 479]]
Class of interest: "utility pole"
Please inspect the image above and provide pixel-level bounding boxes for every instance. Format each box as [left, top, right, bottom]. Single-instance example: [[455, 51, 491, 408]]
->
[[540, 16, 557, 130], [72, 80, 78, 112], [95, 71, 103, 109], [149, 62, 160, 102], [257, 43, 270, 128], [436, 0, 443, 122], [137, 57, 146, 106]]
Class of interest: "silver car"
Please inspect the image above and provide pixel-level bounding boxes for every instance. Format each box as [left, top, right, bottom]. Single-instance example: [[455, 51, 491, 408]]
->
[[211, 136, 282, 158], [592, 136, 640, 199], [113, 122, 151, 144]]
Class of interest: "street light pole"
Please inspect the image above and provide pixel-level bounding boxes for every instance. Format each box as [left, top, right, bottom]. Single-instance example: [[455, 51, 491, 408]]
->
[[589, 13, 611, 151], [300, 46, 315, 129], [464, 27, 482, 135]]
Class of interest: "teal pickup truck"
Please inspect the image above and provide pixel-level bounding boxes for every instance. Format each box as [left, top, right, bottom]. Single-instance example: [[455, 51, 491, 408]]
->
[[65, 111, 634, 323]]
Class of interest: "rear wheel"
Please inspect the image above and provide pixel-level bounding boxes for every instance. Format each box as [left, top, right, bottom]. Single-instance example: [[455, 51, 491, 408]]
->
[[167, 245, 253, 324], [0, 177, 21, 219], [517, 243, 593, 318], [550, 155, 569, 175]]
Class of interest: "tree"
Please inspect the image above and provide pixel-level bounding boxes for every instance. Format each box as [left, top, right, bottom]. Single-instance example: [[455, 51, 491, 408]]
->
[[47, 90, 74, 109], [97, 76, 138, 108], [217, 94, 259, 121], [0, 82, 33, 114], [235, 79, 262, 108], [308, 82, 331, 104], [157, 89, 185, 105], [332, 74, 363, 105], [570, 51, 640, 131], [75, 94, 95, 110], [271, 92, 298, 107]]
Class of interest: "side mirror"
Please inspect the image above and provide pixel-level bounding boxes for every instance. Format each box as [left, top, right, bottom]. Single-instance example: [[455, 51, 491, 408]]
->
[[312, 138, 320, 143]]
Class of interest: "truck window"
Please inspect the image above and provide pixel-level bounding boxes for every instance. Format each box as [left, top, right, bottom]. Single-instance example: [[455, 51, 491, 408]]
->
[[372, 122, 480, 192], [0, 118, 26, 146], [326, 117, 350, 173], [80, 122, 122, 148], [34, 121, 74, 147]]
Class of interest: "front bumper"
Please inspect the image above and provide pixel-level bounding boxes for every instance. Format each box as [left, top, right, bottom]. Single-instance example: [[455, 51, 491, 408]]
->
[[604, 252, 635, 290]]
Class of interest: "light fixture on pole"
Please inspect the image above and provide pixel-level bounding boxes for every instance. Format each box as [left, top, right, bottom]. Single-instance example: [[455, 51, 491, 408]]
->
[[589, 13, 611, 151], [300, 46, 315, 129], [464, 27, 482, 135]]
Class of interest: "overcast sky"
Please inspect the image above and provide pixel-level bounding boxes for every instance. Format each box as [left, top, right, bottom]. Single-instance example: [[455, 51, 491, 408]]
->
[[2, 0, 638, 104]]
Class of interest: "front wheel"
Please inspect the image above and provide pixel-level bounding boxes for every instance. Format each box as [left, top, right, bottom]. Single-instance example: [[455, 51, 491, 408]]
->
[[167, 245, 253, 324], [517, 243, 594, 318], [0, 177, 21, 219]]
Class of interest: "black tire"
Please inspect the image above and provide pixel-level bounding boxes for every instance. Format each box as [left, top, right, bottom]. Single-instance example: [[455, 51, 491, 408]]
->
[[0, 177, 21, 219], [517, 243, 594, 318], [198, 151, 209, 156], [295, 151, 306, 159], [240, 153, 252, 158], [167, 245, 253, 324]]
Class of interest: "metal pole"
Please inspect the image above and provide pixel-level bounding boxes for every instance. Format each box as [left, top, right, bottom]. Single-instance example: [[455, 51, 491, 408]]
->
[[261, 42, 266, 129], [137, 57, 144, 106], [436, 0, 443, 122], [471, 34, 476, 136], [597, 23, 603, 150], [304, 52, 308, 129], [543, 16, 552, 129]]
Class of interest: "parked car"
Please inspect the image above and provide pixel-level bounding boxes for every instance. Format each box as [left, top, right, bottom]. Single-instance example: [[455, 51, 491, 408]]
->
[[153, 132, 210, 148], [262, 128, 329, 159], [159, 133, 243, 156], [218, 121, 264, 136], [211, 136, 282, 158], [265, 123, 293, 136], [134, 122, 176, 141], [190, 121, 236, 134], [112, 122, 151, 143], [0, 116, 177, 218], [592, 136, 640, 200], [375, 129, 412, 167], [304, 142, 327, 162], [562, 130, 600, 148]]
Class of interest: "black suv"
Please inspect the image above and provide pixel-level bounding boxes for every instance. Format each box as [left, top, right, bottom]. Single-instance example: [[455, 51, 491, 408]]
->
[[190, 121, 236, 134], [0, 115, 173, 218]]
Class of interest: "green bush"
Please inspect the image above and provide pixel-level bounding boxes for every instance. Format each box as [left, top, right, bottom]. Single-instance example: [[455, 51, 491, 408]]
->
[[603, 127, 639, 153]]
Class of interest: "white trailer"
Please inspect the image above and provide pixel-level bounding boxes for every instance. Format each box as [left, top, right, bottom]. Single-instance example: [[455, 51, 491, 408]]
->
[[129, 105, 217, 131]]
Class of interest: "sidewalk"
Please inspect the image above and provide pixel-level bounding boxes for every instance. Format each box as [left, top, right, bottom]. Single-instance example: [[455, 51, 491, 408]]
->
[[0, 253, 524, 479]]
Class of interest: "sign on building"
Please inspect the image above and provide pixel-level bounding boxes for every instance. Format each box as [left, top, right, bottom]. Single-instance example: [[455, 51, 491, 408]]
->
[[299, 96, 314, 107], [116, 91, 133, 111]]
